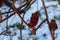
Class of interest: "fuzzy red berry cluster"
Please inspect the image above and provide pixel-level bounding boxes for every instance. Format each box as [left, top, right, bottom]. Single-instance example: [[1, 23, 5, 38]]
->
[[28, 11, 39, 28], [49, 19, 58, 31], [0, 0, 4, 7]]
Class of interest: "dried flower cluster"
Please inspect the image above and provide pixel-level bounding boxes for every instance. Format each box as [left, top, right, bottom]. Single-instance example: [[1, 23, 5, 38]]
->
[[49, 19, 58, 31], [28, 11, 39, 28]]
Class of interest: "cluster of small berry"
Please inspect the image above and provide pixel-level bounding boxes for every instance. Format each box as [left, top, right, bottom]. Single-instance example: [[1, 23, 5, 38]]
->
[[28, 11, 39, 28], [49, 19, 58, 31]]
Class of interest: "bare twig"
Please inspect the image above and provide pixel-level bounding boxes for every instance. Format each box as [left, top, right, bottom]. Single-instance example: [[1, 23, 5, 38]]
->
[[2, 8, 13, 15], [11, 2, 29, 27], [20, 22, 22, 40], [0, 0, 37, 37], [24, 0, 36, 11], [0, 29, 8, 35], [20, 13, 25, 40], [0, 13, 15, 23], [42, 0, 49, 23], [51, 30, 55, 40], [18, 0, 32, 10], [1, 0, 36, 23], [42, 0, 54, 40], [36, 18, 47, 30]]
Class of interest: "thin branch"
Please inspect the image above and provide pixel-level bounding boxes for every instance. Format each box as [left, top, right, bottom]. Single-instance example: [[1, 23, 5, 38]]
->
[[20, 13, 25, 40], [11, 1, 37, 28], [20, 23, 22, 40], [0, 28, 15, 36], [24, 0, 36, 11], [0, 33, 16, 36], [18, 2, 27, 10], [0, 29, 8, 35], [50, 30, 55, 40], [2, 11, 13, 15], [1, 0, 36, 23], [42, 0, 54, 40], [11, 2, 29, 27], [0, 13, 15, 23], [2, 0, 32, 15], [18, 0, 32, 10], [36, 18, 47, 30], [42, 0, 49, 23], [6, 12, 9, 30]]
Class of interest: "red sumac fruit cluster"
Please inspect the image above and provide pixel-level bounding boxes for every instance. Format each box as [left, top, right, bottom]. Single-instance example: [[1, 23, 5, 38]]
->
[[0, 0, 4, 7], [49, 19, 58, 31], [28, 11, 39, 28]]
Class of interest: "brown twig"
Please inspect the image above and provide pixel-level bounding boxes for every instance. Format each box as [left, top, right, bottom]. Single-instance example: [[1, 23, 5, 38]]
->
[[42, 0, 49, 23], [36, 18, 47, 30], [20, 13, 25, 40], [24, 0, 36, 11], [15, 0, 36, 24], [18, 0, 32, 10], [0, 0, 37, 37], [0, 13, 15, 23], [51, 30, 55, 40], [42, 0, 54, 40], [0, 0, 36, 23], [20, 24, 22, 40], [11, 2, 29, 28], [0, 29, 8, 35], [11, 2, 39, 36]]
